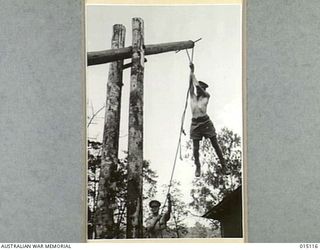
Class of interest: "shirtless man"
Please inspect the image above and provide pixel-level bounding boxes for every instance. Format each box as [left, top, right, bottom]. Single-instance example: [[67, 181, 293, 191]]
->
[[189, 63, 226, 177], [145, 194, 172, 238]]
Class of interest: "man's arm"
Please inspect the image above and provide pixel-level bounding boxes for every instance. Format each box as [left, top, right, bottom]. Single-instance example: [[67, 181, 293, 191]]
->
[[163, 194, 172, 222], [189, 64, 210, 98], [146, 215, 162, 234], [189, 64, 196, 97]]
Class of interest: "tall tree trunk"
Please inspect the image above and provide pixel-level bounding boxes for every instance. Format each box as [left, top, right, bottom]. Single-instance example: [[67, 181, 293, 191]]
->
[[95, 24, 125, 239], [126, 17, 144, 239]]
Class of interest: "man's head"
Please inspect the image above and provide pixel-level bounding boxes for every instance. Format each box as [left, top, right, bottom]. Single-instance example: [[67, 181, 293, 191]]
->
[[198, 81, 209, 89], [197, 81, 209, 97], [149, 200, 161, 215]]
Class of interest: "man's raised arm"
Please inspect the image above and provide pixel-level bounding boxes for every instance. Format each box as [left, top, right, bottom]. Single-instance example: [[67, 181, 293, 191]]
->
[[189, 63, 196, 97], [163, 193, 172, 222]]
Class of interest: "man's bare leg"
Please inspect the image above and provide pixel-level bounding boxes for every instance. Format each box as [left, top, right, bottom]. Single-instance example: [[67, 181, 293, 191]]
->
[[209, 136, 226, 170], [193, 139, 201, 177]]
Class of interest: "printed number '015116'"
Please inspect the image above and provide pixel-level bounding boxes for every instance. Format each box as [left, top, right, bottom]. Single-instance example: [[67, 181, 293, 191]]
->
[[300, 244, 319, 249]]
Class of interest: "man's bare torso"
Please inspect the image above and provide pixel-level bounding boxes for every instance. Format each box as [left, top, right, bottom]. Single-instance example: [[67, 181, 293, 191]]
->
[[190, 95, 209, 118]]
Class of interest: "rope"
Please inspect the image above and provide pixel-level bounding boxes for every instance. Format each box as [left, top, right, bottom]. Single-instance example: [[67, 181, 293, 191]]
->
[[191, 47, 194, 62], [186, 49, 191, 62], [154, 86, 189, 238], [150, 47, 195, 238], [160, 47, 194, 215]]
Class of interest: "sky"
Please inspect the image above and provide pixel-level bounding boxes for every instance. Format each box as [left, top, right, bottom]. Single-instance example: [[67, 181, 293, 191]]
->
[[87, 4, 242, 226]]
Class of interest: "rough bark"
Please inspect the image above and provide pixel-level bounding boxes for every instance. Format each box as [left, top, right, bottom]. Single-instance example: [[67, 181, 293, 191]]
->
[[95, 24, 125, 239], [88, 40, 194, 66], [126, 17, 144, 239]]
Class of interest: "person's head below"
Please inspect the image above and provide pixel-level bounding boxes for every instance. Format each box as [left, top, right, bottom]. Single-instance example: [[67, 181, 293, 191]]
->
[[197, 81, 209, 96], [149, 200, 161, 216]]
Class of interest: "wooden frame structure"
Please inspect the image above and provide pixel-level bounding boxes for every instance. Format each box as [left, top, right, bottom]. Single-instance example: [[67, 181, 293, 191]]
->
[[88, 17, 194, 239]]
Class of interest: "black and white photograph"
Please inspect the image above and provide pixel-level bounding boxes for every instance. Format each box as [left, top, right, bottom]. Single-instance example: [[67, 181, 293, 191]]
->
[[86, 2, 243, 240]]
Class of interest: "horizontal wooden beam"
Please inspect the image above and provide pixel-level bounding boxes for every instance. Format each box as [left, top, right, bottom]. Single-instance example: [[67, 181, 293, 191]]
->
[[87, 40, 194, 66]]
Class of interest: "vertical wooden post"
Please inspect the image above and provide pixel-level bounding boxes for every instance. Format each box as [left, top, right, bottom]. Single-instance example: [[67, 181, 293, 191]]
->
[[127, 17, 144, 239], [95, 24, 126, 239]]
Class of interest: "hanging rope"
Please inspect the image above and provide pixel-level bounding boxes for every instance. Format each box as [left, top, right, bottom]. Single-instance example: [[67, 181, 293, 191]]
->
[[149, 45, 198, 238], [185, 48, 194, 64], [159, 47, 195, 215]]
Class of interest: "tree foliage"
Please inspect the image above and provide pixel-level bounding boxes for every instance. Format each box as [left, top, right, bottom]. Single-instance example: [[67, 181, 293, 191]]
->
[[186, 127, 242, 216], [184, 221, 221, 238], [159, 180, 189, 238], [88, 127, 241, 239], [87, 140, 158, 239]]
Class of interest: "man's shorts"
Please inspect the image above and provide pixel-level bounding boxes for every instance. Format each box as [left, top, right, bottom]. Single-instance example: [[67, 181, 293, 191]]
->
[[190, 115, 216, 140]]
